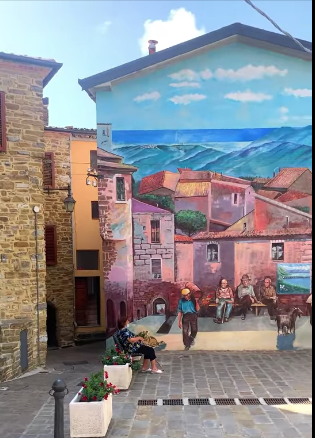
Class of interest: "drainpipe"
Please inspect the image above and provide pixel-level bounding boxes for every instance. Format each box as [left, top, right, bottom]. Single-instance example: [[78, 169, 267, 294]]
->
[[33, 206, 41, 367], [70, 134, 76, 345]]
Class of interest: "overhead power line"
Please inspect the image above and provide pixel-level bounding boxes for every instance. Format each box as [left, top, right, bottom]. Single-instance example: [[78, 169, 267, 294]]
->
[[244, 0, 312, 54]]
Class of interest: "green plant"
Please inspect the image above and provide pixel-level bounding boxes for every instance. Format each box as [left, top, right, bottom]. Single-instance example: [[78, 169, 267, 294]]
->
[[175, 210, 207, 237], [79, 371, 118, 403], [101, 346, 142, 371]]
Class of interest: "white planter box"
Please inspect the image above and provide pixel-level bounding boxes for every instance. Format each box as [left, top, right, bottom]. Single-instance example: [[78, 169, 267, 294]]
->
[[70, 391, 112, 438], [104, 363, 132, 390]]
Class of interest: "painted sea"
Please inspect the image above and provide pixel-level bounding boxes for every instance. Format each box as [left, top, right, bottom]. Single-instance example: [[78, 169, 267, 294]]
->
[[277, 263, 312, 295], [108, 125, 312, 180]]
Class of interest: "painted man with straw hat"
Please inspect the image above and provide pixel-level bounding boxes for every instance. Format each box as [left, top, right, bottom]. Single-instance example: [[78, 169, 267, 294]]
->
[[178, 287, 200, 351]]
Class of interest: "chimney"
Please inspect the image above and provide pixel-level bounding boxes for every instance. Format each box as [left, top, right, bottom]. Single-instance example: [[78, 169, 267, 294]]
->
[[148, 40, 158, 55], [42, 97, 49, 126]]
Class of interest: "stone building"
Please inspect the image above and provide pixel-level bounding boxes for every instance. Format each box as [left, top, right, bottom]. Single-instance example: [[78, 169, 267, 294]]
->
[[0, 52, 62, 381]]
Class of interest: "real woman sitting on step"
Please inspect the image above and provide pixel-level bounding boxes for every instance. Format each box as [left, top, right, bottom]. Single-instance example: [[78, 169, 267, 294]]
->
[[214, 278, 234, 324], [117, 317, 163, 374]]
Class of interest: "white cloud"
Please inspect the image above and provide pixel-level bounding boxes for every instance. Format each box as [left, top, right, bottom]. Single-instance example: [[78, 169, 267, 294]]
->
[[169, 94, 207, 105], [97, 21, 112, 35], [216, 65, 288, 82], [284, 88, 312, 98], [169, 69, 199, 81], [225, 90, 273, 103], [278, 106, 312, 123], [169, 81, 200, 88], [200, 69, 213, 80], [139, 8, 206, 56], [134, 91, 161, 103], [280, 106, 289, 121]]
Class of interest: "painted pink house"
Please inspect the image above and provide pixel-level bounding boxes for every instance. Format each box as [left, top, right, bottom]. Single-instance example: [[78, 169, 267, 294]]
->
[[132, 199, 175, 283], [97, 151, 137, 330]]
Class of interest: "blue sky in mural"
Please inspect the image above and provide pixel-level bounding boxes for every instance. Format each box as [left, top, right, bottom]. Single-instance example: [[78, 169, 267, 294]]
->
[[97, 43, 312, 130], [0, 1, 312, 128]]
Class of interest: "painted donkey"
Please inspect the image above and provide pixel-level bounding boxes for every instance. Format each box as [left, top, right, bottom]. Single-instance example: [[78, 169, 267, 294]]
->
[[276, 307, 303, 335]]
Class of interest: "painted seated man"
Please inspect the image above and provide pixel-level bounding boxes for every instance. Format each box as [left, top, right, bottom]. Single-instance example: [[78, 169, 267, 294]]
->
[[214, 278, 234, 324], [236, 274, 260, 320], [260, 277, 278, 320]]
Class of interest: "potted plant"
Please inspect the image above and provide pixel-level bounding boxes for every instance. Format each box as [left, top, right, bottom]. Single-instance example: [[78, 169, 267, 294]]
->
[[102, 346, 142, 390], [70, 371, 119, 438]]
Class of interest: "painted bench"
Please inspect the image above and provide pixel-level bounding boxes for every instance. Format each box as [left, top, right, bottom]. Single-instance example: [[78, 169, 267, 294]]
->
[[207, 302, 267, 316]]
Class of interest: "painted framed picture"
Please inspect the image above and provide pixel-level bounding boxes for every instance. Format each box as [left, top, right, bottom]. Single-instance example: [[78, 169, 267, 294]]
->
[[277, 263, 312, 295]]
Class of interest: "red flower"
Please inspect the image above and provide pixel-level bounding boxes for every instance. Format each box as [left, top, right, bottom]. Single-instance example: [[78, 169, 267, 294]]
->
[[105, 372, 109, 379], [104, 394, 109, 400], [82, 384, 87, 389], [115, 390, 120, 395], [107, 356, 110, 360], [84, 378, 88, 382], [93, 396, 98, 401], [114, 362, 118, 366], [78, 392, 82, 396], [100, 382, 104, 387], [82, 396, 88, 402]]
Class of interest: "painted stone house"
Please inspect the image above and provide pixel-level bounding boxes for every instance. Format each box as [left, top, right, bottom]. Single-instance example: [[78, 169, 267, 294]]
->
[[0, 52, 62, 381], [79, 23, 312, 351]]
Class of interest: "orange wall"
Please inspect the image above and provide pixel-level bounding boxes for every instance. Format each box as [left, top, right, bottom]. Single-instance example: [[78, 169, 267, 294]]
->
[[71, 138, 105, 332]]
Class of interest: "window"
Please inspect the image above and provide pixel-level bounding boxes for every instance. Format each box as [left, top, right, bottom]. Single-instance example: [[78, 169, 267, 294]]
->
[[233, 193, 239, 205], [272, 243, 284, 261], [207, 243, 219, 262], [151, 259, 162, 280], [90, 150, 97, 170], [151, 220, 161, 243], [116, 177, 126, 201], [120, 301, 127, 318], [91, 201, 99, 220], [243, 223, 247, 232], [76, 250, 99, 270], [43, 152, 55, 188], [0, 91, 7, 153], [45, 225, 57, 266]]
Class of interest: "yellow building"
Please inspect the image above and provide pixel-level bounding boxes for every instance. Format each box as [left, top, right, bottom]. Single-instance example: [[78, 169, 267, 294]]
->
[[70, 129, 106, 341]]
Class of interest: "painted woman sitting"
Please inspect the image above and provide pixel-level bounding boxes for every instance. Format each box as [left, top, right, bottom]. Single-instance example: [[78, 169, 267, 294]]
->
[[214, 278, 234, 324]]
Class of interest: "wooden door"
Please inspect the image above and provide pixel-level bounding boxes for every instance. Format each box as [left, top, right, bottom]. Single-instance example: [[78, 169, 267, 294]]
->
[[75, 278, 88, 326]]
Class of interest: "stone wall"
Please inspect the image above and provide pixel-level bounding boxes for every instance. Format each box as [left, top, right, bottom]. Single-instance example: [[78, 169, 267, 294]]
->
[[44, 130, 74, 347], [0, 58, 50, 381]]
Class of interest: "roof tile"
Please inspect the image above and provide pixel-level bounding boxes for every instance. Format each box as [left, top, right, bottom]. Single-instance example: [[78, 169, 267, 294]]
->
[[264, 168, 310, 189], [194, 228, 312, 240]]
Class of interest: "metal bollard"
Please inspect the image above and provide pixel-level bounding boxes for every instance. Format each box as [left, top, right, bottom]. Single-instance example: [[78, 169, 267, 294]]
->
[[49, 379, 69, 438]]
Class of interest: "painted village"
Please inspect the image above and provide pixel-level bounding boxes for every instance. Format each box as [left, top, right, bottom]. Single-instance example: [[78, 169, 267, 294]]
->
[[0, 22, 312, 385]]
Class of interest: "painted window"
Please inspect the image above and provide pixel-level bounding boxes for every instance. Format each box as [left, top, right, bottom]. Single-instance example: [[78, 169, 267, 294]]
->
[[233, 193, 239, 205], [91, 201, 99, 219], [272, 243, 284, 261], [76, 250, 99, 270], [90, 150, 97, 170], [151, 220, 161, 243], [207, 243, 219, 263], [151, 259, 162, 280], [116, 177, 126, 201]]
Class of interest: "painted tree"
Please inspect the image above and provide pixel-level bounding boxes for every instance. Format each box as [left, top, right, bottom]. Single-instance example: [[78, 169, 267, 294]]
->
[[175, 210, 207, 237]]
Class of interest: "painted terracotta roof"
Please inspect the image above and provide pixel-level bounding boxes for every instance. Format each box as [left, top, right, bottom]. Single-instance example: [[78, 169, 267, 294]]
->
[[264, 168, 310, 189], [97, 148, 122, 162], [179, 170, 212, 181], [194, 228, 312, 240], [277, 190, 311, 203], [139, 171, 179, 195], [212, 180, 250, 193], [256, 190, 282, 200], [254, 177, 272, 184], [97, 160, 137, 172], [132, 198, 172, 214], [0, 52, 62, 87], [175, 235, 193, 243], [175, 181, 211, 198]]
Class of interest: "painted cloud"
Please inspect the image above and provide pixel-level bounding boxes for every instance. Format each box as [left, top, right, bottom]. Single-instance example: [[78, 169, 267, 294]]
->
[[216, 65, 288, 81], [284, 88, 312, 98], [225, 90, 273, 103], [134, 91, 161, 102], [169, 82, 200, 88], [169, 94, 207, 105]]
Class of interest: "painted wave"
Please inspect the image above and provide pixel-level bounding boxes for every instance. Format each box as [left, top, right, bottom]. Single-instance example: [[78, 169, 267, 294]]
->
[[111, 126, 312, 180]]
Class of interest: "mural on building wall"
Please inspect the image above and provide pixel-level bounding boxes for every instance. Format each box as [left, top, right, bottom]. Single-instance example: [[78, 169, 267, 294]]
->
[[97, 43, 312, 351]]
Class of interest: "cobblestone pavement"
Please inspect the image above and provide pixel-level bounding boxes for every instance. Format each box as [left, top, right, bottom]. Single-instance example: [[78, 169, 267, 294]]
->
[[0, 343, 312, 438]]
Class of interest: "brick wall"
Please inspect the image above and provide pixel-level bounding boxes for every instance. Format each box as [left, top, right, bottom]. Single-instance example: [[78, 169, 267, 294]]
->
[[0, 58, 50, 381], [44, 130, 74, 347]]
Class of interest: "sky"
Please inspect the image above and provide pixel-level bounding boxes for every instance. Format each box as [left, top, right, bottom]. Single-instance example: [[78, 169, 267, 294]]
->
[[0, 0, 312, 128]]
